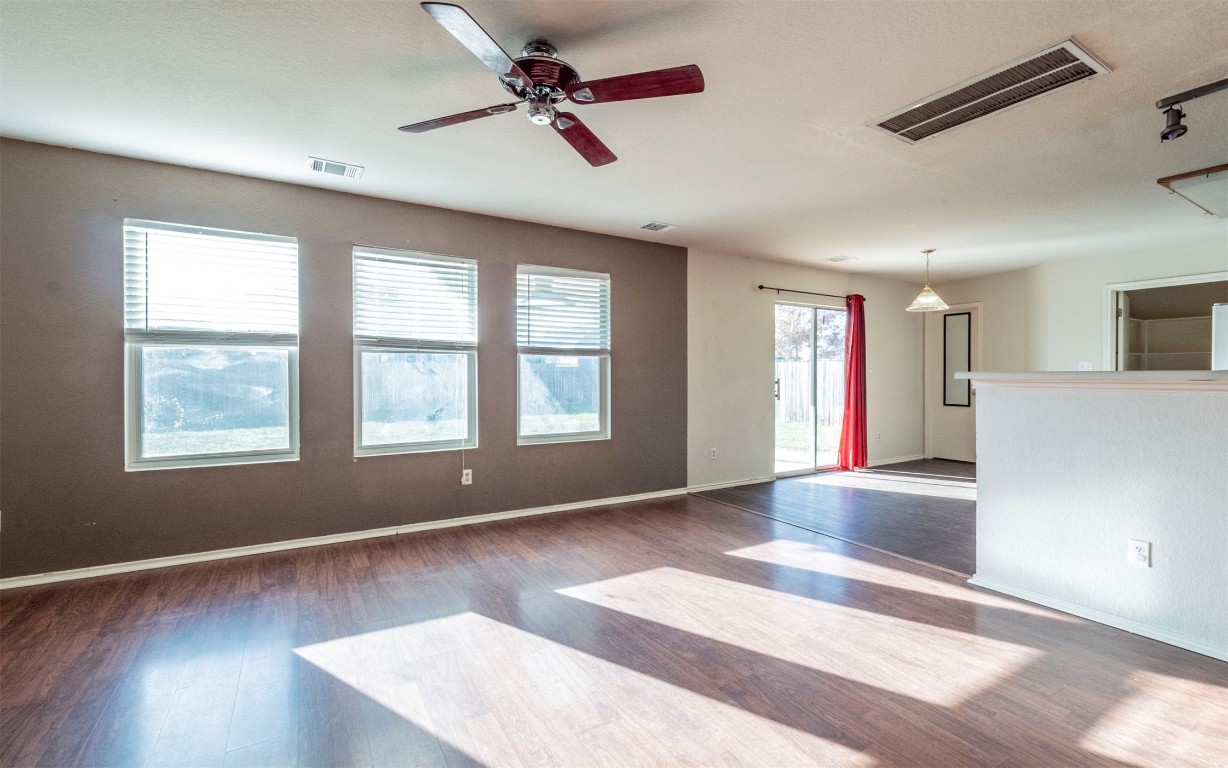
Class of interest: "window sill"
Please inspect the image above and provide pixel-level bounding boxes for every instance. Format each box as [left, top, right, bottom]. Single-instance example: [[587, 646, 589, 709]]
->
[[125, 451, 299, 472], [517, 433, 610, 446], [355, 440, 478, 458]]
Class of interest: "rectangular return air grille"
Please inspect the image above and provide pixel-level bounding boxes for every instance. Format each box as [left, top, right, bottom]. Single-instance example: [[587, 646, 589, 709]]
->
[[308, 156, 364, 179], [872, 40, 1109, 144]]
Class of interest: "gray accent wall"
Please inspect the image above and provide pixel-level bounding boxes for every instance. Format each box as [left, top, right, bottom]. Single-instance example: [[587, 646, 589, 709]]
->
[[0, 139, 687, 577]]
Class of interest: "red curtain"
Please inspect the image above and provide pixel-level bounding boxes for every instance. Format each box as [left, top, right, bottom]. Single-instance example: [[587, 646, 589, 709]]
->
[[837, 294, 867, 470]]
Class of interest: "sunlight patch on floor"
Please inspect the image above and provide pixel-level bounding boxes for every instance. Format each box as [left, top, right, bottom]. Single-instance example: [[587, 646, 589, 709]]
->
[[730, 538, 946, 586], [1079, 670, 1228, 766], [295, 611, 871, 767], [725, 539, 1073, 620], [558, 567, 1041, 706], [796, 471, 977, 500]]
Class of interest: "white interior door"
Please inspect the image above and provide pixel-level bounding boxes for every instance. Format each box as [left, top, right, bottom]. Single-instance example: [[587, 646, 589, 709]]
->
[[925, 305, 980, 462]]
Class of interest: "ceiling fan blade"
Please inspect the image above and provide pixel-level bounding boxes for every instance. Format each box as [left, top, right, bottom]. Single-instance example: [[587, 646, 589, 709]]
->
[[398, 102, 519, 133], [552, 112, 617, 167], [566, 64, 704, 104], [421, 3, 534, 91]]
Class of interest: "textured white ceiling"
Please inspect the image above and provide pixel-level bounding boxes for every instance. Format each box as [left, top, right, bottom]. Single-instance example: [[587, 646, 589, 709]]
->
[[2, 0, 1226, 281]]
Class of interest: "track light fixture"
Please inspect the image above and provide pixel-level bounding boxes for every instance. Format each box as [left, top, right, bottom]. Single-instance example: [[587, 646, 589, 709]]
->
[[1155, 78, 1228, 143], [1160, 105, 1187, 142]]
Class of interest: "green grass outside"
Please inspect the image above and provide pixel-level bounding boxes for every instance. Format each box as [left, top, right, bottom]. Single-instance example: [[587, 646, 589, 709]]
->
[[144, 413, 600, 457], [363, 419, 467, 445], [775, 420, 842, 467], [520, 413, 600, 435], [143, 426, 289, 457]]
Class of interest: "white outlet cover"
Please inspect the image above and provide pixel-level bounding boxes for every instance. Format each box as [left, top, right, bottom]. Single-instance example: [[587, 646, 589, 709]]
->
[[1128, 539, 1151, 567], [1078, 361, 1094, 371]]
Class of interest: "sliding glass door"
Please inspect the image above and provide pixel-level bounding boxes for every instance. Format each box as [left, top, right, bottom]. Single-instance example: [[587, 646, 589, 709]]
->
[[774, 304, 846, 474]]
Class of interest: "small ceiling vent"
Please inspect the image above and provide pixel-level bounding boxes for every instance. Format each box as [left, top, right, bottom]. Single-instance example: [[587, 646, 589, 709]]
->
[[822, 255, 857, 263], [871, 39, 1109, 144], [639, 221, 679, 233], [308, 157, 364, 179]]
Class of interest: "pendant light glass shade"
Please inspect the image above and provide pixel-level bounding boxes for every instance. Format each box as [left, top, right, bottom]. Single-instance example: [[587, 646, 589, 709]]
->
[[906, 284, 949, 312], [905, 249, 949, 312]]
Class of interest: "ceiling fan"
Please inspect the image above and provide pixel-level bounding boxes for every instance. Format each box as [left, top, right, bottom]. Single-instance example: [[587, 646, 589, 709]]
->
[[400, 2, 705, 167]]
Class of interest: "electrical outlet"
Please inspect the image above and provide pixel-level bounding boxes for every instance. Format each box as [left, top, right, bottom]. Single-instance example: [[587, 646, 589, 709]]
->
[[876, 432, 882, 442], [1078, 361, 1094, 371], [1128, 539, 1151, 567], [710, 448, 717, 460], [461, 469, 472, 486]]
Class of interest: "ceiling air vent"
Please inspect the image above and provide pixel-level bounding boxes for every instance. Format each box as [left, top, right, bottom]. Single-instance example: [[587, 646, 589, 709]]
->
[[871, 39, 1109, 144], [639, 221, 679, 233], [823, 255, 857, 263], [308, 156, 364, 179]]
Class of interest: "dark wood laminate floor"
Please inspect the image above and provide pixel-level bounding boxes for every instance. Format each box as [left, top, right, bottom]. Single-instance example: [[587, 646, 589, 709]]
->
[[697, 459, 977, 575], [865, 457, 977, 480], [2, 494, 1225, 767]]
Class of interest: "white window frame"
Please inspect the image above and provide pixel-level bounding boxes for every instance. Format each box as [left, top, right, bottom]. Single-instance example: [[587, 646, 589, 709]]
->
[[352, 246, 479, 456], [516, 265, 611, 445], [123, 220, 300, 471]]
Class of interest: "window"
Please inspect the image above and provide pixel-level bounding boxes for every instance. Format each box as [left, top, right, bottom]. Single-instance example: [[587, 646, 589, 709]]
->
[[516, 265, 610, 444], [353, 246, 478, 455], [123, 220, 299, 470]]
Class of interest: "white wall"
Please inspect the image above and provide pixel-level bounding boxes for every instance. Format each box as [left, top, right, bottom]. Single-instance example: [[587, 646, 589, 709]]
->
[[687, 249, 925, 488], [971, 377, 1228, 660], [935, 225, 1228, 372], [931, 268, 1030, 373], [688, 225, 1226, 489]]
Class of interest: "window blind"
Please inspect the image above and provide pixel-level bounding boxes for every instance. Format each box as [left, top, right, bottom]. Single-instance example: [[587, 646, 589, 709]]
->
[[353, 246, 477, 346], [124, 220, 299, 336], [516, 266, 610, 350]]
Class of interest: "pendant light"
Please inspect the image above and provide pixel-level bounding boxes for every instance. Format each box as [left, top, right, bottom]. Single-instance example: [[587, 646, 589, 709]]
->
[[905, 248, 949, 312]]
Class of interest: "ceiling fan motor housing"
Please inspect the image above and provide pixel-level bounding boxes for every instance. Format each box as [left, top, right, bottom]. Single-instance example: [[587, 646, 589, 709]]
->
[[502, 42, 579, 106], [502, 43, 579, 127]]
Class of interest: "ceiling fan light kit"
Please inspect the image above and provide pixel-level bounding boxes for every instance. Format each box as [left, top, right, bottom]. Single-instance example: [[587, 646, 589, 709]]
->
[[401, 2, 705, 167]]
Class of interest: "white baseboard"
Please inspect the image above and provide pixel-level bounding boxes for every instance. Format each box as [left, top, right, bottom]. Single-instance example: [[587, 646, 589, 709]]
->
[[968, 575, 1228, 662], [687, 461, 935, 492], [0, 487, 688, 590], [687, 476, 776, 493], [866, 454, 927, 467]]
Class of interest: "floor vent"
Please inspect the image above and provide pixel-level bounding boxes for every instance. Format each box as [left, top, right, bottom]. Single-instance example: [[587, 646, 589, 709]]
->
[[872, 39, 1109, 144]]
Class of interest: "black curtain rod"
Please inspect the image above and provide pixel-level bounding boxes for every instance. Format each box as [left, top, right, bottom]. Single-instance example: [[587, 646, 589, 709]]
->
[[757, 285, 856, 301]]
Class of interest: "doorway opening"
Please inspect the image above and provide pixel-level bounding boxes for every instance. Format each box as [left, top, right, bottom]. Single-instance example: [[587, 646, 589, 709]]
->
[[1105, 275, 1228, 371], [774, 303, 845, 475]]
